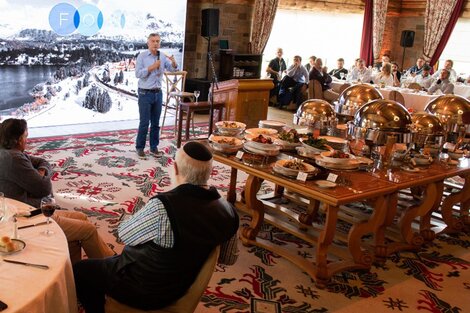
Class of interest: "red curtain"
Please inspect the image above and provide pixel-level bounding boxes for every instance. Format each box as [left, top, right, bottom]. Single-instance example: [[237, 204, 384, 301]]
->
[[429, 0, 464, 67], [360, 0, 374, 66]]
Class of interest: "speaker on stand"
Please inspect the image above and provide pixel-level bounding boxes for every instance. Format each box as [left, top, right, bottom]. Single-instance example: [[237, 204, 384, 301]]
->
[[400, 30, 415, 71], [201, 8, 219, 80]]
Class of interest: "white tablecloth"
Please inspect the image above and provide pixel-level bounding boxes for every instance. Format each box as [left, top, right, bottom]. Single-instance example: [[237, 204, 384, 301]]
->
[[454, 84, 470, 99], [378, 88, 438, 112], [0, 198, 77, 313]]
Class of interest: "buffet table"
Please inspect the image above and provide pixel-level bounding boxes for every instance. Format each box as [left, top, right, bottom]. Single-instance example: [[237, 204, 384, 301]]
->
[[0, 198, 77, 313], [213, 148, 470, 287]]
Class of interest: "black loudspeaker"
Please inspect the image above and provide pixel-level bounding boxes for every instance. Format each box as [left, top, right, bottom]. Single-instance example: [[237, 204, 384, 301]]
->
[[400, 30, 415, 47], [201, 8, 219, 37]]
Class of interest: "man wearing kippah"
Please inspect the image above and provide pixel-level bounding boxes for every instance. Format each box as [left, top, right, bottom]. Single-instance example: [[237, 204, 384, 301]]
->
[[135, 33, 178, 159], [74, 141, 240, 312]]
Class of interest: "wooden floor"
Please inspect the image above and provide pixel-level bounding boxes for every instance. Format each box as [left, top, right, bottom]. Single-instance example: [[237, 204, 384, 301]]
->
[[29, 107, 296, 138]]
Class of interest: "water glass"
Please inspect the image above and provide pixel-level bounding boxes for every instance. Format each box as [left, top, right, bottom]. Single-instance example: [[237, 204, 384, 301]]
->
[[194, 90, 200, 103]]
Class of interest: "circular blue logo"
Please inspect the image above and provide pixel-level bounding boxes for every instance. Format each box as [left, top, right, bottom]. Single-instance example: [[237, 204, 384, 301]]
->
[[76, 4, 104, 36], [49, 3, 79, 36]]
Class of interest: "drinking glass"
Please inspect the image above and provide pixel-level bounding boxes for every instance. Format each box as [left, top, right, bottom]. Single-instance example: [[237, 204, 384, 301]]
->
[[40, 196, 57, 236], [340, 72, 345, 80], [194, 90, 200, 103]]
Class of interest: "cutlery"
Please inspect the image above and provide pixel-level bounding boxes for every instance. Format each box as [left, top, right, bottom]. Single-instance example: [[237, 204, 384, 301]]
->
[[3, 259, 49, 270], [18, 221, 48, 229]]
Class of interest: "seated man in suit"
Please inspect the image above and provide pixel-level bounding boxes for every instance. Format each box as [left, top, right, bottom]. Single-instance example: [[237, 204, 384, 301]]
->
[[347, 58, 372, 83], [428, 69, 454, 95], [73, 141, 240, 313], [309, 58, 339, 102], [407, 57, 426, 76], [266, 47, 287, 105], [329, 58, 348, 80], [412, 64, 434, 90], [278, 55, 309, 109], [305, 55, 317, 73], [0, 118, 113, 263], [432, 59, 457, 82]]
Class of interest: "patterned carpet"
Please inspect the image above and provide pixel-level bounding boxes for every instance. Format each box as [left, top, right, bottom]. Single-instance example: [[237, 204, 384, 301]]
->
[[27, 126, 470, 313]]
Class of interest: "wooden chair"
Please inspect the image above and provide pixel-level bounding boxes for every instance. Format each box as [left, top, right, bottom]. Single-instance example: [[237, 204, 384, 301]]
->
[[388, 90, 405, 106], [161, 71, 195, 135], [338, 83, 351, 95], [105, 246, 220, 313], [308, 79, 324, 100], [407, 82, 422, 91]]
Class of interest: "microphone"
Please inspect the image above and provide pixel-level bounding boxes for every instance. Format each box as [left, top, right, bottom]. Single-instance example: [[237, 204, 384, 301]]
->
[[156, 51, 160, 60]]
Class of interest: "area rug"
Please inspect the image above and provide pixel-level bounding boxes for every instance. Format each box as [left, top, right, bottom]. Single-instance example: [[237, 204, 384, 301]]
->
[[27, 127, 470, 313]]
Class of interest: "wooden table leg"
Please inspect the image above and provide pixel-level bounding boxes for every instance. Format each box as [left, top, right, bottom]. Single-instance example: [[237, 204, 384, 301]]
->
[[185, 108, 191, 141], [240, 175, 264, 244], [315, 204, 339, 288], [227, 167, 238, 204], [299, 199, 320, 227], [421, 181, 444, 241], [439, 175, 470, 234], [374, 193, 397, 262], [176, 105, 184, 148]]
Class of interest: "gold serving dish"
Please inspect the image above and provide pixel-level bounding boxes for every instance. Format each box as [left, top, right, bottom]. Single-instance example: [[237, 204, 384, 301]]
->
[[293, 99, 337, 135], [424, 95, 470, 135], [334, 83, 383, 116]]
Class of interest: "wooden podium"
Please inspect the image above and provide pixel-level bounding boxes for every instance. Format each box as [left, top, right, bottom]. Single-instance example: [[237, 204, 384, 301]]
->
[[212, 79, 273, 128]]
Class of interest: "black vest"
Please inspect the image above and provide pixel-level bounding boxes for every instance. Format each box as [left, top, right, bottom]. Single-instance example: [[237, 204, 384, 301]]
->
[[109, 184, 239, 310]]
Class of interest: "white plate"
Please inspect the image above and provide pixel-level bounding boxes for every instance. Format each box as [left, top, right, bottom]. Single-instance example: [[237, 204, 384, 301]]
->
[[258, 120, 286, 131], [296, 146, 320, 158], [299, 138, 333, 154], [318, 136, 348, 144], [243, 143, 280, 156], [274, 159, 317, 175], [0, 239, 26, 254], [274, 139, 301, 150], [355, 156, 374, 165], [320, 151, 356, 165], [244, 135, 278, 150], [245, 128, 278, 136], [401, 166, 421, 173], [315, 180, 337, 188], [215, 121, 246, 136], [315, 157, 360, 170]]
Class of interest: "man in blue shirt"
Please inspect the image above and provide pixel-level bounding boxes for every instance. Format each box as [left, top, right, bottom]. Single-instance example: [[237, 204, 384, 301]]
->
[[278, 55, 309, 109], [135, 33, 178, 159]]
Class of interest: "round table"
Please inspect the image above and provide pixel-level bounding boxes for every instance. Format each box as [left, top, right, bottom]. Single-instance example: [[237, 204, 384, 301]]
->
[[0, 198, 78, 313]]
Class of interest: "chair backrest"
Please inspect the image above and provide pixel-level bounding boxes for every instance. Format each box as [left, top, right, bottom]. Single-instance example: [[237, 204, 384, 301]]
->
[[338, 83, 351, 95], [164, 71, 188, 104], [105, 246, 220, 313], [312, 79, 324, 100], [388, 90, 405, 106], [408, 82, 421, 91]]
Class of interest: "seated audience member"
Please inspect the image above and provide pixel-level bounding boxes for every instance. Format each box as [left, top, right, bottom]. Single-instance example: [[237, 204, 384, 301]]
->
[[391, 62, 402, 82], [329, 58, 348, 80], [309, 58, 339, 102], [374, 63, 398, 87], [305, 55, 317, 73], [0, 118, 113, 263], [279, 55, 309, 108], [347, 58, 372, 83], [266, 47, 287, 105], [432, 59, 457, 81], [73, 141, 240, 313], [374, 54, 391, 71], [407, 57, 426, 76], [428, 69, 454, 95], [412, 64, 434, 90]]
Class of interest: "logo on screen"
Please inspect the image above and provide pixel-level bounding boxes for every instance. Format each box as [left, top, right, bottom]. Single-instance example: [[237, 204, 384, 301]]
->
[[49, 3, 104, 36]]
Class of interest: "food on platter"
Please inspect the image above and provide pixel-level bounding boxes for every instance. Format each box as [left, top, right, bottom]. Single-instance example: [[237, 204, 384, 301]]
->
[[245, 128, 278, 136], [0, 236, 15, 252], [273, 159, 318, 178], [209, 135, 243, 154], [282, 159, 308, 171], [448, 149, 464, 160], [215, 121, 246, 136], [277, 129, 300, 143], [327, 150, 350, 159], [251, 134, 273, 144], [411, 153, 432, 165], [320, 150, 356, 165], [299, 135, 331, 153]]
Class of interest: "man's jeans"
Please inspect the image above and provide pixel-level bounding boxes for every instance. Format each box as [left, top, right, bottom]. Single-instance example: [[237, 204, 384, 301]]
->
[[136, 90, 163, 151]]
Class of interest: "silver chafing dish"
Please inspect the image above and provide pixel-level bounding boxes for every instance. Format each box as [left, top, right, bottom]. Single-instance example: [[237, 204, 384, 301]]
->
[[348, 99, 413, 145], [424, 95, 470, 137], [293, 99, 337, 135], [334, 83, 383, 117], [410, 112, 445, 148]]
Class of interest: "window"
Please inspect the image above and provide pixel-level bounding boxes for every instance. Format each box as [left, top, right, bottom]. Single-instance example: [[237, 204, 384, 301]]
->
[[263, 9, 363, 74], [439, 18, 470, 78]]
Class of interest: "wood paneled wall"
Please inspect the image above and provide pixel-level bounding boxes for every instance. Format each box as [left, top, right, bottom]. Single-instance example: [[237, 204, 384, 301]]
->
[[183, 0, 470, 79]]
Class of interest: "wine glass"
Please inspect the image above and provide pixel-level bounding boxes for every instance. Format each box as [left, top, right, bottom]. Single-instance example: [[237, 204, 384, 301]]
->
[[40, 196, 57, 236], [340, 72, 345, 80], [194, 90, 200, 103]]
